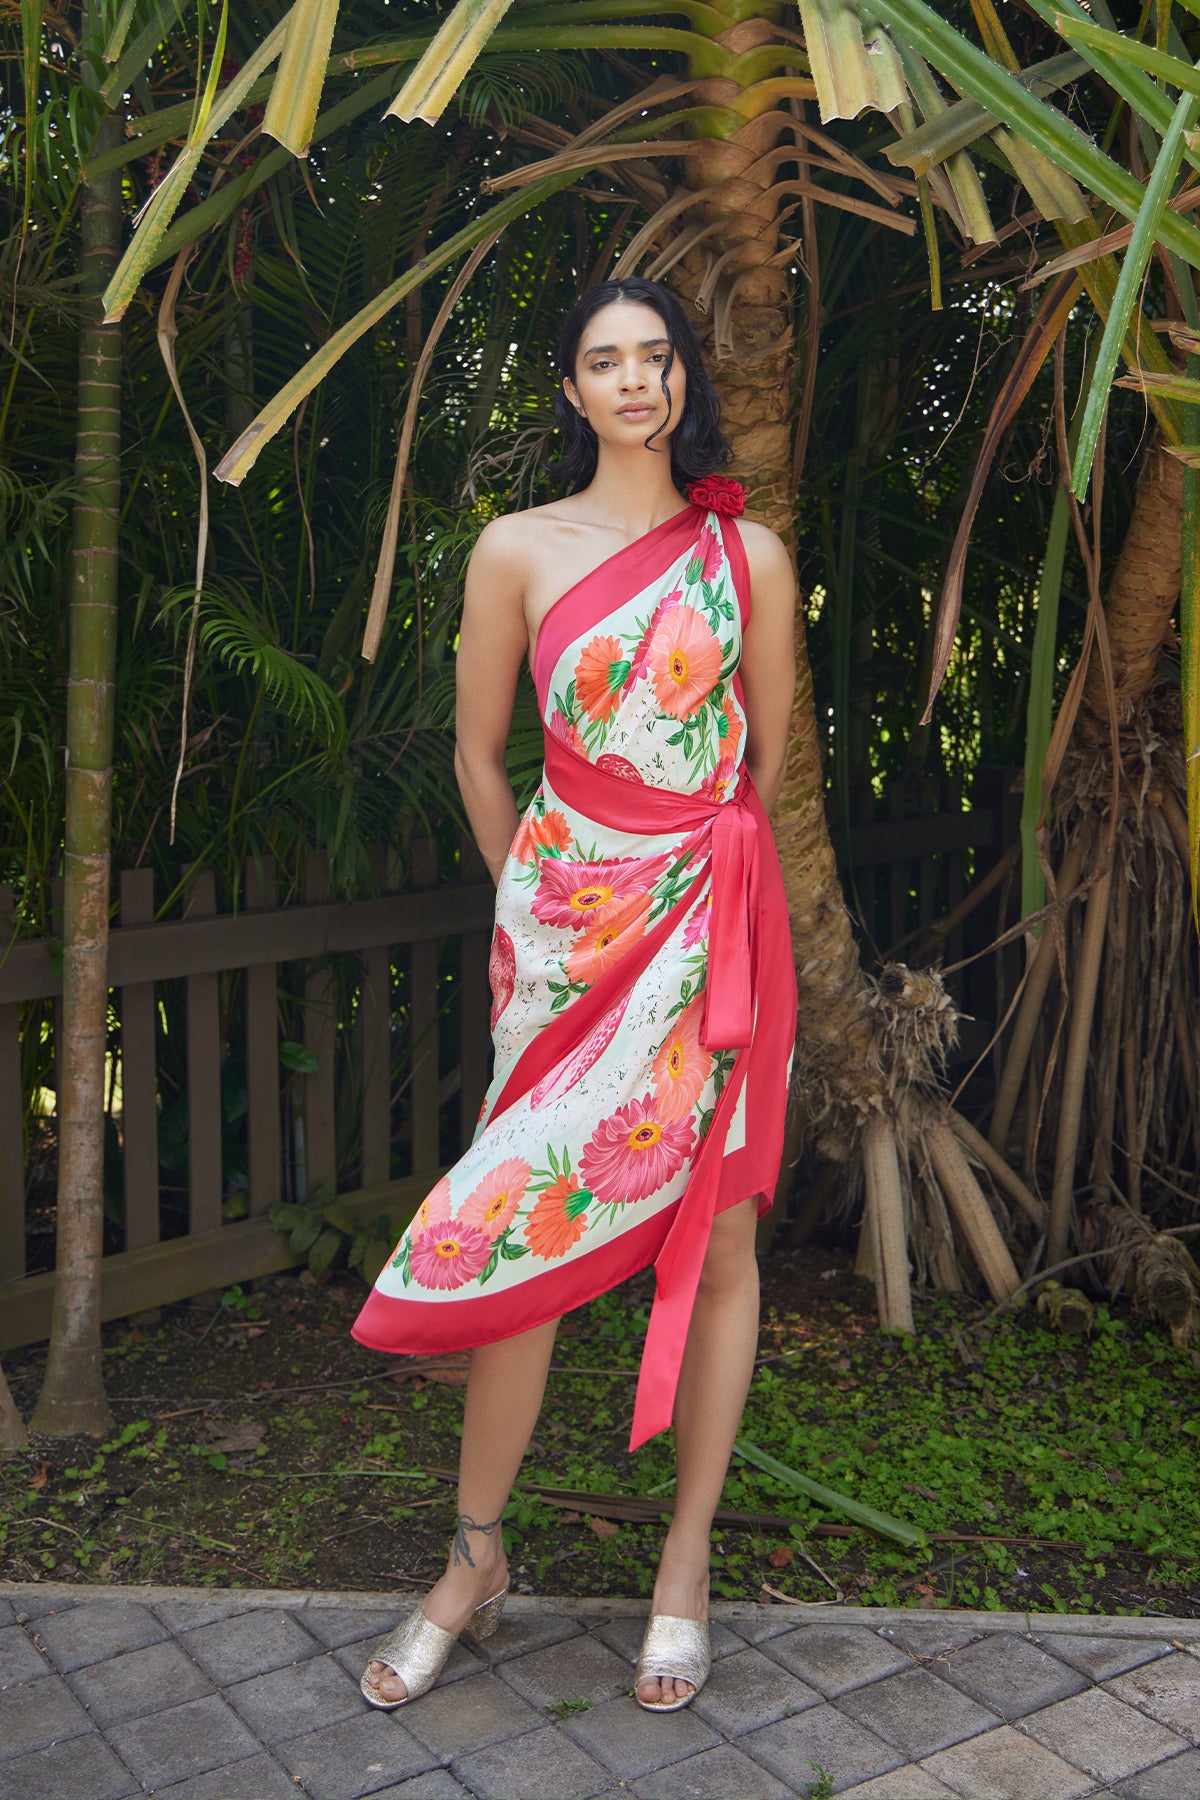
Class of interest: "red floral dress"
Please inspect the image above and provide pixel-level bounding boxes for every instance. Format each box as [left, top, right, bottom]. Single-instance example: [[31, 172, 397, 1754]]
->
[[354, 481, 796, 1446]]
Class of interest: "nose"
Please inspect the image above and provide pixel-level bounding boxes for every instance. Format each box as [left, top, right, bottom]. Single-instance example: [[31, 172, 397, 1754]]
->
[[619, 358, 647, 391]]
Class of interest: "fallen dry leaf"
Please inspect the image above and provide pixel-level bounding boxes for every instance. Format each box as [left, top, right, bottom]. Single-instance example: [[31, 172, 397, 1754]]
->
[[28, 1460, 50, 1492], [204, 1420, 265, 1454], [768, 1544, 794, 1569], [586, 1515, 621, 1540]]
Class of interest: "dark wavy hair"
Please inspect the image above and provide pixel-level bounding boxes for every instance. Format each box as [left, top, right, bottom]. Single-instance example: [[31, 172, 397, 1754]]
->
[[548, 278, 731, 492]]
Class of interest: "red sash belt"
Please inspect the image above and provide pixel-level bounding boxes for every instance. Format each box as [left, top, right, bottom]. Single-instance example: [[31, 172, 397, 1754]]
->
[[530, 730, 795, 1448]]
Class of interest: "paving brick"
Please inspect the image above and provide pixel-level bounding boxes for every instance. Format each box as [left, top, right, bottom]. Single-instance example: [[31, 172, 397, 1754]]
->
[[0, 1732, 137, 1800], [274, 1708, 438, 1796], [7, 1594, 77, 1622], [0, 1673, 92, 1755], [107, 1692, 262, 1790], [935, 1631, 1087, 1719], [67, 1633, 213, 1726], [225, 1651, 364, 1744], [923, 1723, 1094, 1799], [183, 1606, 323, 1684], [876, 1623, 981, 1661], [839, 1666, 1003, 1759], [368, 1774, 474, 1800], [471, 1609, 583, 1666], [760, 1623, 912, 1698], [632, 1742, 797, 1798], [1023, 1687, 1189, 1784], [561, 1693, 721, 1780], [497, 1632, 631, 1709], [590, 1614, 743, 1667], [337, 1631, 486, 1689], [1109, 1653, 1200, 1739], [728, 1610, 809, 1645], [303, 1604, 405, 1650], [1038, 1634, 1171, 1686], [740, 1703, 905, 1794], [836, 1768, 961, 1800], [0, 1621, 50, 1685], [36, 1599, 168, 1672], [0, 1599, 14, 1628], [1115, 1748, 1200, 1797], [689, 1645, 821, 1737], [153, 1597, 258, 1634], [400, 1670, 544, 1760], [150, 1752, 301, 1800], [453, 1721, 616, 1799]]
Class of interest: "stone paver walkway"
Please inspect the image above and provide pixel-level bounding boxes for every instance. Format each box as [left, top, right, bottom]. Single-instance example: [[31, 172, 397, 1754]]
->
[[3, 1585, 1200, 1799]]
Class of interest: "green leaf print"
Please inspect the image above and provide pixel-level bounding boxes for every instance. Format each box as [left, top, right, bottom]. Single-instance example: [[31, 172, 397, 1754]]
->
[[500, 1239, 530, 1261]]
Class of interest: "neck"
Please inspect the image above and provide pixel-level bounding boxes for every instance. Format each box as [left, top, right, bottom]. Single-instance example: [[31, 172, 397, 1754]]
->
[[577, 447, 687, 538]]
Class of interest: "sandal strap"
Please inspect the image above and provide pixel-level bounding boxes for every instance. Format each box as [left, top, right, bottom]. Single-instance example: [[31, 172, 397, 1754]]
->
[[366, 1609, 456, 1699], [636, 1614, 711, 1689]]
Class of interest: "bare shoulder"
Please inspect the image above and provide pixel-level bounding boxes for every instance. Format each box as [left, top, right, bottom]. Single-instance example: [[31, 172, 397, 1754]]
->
[[737, 518, 793, 586], [470, 499, 576, 571]]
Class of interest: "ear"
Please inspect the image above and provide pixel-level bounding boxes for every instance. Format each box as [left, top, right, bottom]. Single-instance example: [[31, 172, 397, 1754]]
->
[[562, 375, 584, 417]]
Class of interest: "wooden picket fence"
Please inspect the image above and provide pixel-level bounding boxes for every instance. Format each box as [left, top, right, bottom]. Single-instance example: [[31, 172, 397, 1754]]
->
[[0, 770, 1016, 1348]]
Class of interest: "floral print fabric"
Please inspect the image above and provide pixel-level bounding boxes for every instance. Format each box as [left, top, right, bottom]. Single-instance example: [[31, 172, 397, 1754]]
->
[[358, 506, 751, 1327]]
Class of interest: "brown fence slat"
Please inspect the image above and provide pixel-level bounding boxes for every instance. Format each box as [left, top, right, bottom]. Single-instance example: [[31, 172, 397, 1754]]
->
[[185, 871, 223, 1234], [245, 857, 281, 1216], [359, 849, 393, 1189], [303, 853, 337, 1198], [0, 884, 23, 1282], [459, 838, 491, 1143], [917, 778, 938, 924], [410, 841, 440, 1174], [119, 869, 159, 1250], [886, 781, 906, 951], [945, 776, 966, 967]]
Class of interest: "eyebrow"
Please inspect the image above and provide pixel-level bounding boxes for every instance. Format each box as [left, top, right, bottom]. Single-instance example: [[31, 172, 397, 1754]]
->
[[581, 337, 670, 355]]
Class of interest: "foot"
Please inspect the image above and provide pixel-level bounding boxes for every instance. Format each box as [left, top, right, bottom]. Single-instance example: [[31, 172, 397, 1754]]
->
[[636, 1547, 709, 1708], [365, 1549, 507, 1705]]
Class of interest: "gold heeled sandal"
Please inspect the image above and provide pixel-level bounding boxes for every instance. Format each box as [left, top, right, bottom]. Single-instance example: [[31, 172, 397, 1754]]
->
[[635, 1614, 711, 1713], [360, 1584, 508, 1710]]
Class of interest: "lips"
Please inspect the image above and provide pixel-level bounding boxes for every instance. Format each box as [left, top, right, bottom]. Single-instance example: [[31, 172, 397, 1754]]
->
[[617, 405, 655, 419]]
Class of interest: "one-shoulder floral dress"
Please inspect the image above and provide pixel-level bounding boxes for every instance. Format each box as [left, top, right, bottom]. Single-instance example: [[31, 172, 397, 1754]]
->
[[354, 482, 796, 1447]]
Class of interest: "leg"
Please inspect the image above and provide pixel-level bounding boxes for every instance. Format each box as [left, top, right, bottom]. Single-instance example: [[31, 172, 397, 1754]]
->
[[637, 1196, 759, 1706], [367, 1316, 558, 1702]]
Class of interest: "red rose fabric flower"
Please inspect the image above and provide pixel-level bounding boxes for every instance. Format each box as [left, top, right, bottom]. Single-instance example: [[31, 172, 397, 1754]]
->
[[686, 475, 746, 517]]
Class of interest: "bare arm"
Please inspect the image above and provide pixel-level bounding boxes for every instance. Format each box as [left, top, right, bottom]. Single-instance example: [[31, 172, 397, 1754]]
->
[[737, 522, 796, 814], [454, 518, 530, 883]]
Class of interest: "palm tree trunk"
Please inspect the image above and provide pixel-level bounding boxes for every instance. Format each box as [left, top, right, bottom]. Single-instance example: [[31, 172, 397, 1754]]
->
[[1082, 441, 1184, 723], [31, 78, 123, 1437]]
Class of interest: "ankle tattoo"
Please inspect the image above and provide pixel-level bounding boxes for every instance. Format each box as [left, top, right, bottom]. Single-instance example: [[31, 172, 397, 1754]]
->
[[452, 1511, 503, 1568]]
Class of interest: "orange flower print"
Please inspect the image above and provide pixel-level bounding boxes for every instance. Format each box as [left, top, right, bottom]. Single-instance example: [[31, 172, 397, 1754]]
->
[[649, 606, 722, 720], [574, 635, 630, 722], [719, 697, 744, 758], [459, 1156, 531, 1240], [651, 1002, 712, 1121], [701, 756, 737, 805], [512, 807, 572, 866], [565, 892, 651, 985], [526, 1173, 591, 1260]]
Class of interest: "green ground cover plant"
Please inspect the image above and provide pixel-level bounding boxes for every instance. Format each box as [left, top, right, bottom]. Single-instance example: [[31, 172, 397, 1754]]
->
[[1, 1247, 1197, 1618]]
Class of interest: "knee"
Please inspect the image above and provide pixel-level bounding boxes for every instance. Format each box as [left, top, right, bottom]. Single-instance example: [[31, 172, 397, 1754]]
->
[[696, 1205, 758, 1297]]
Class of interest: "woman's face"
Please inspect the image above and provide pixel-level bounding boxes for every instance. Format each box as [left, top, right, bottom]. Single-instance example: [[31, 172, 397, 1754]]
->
[[563, 299, 686, 455]]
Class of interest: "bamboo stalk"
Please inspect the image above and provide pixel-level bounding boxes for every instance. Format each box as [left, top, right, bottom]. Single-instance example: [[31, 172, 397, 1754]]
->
[[948, 1110, 1047, 1229], [927, 1120, 1020, 1302], [989, 833, 1086, 1152], [861, 1115, 915, 1332], [1048, 861, 1114, 1266]]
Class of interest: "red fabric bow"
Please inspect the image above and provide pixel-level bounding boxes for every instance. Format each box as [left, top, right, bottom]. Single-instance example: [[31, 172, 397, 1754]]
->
[[686, 475, 746, 516]]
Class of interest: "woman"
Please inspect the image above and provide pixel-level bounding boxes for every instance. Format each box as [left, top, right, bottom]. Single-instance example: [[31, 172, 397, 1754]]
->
[[353, 277, 797, 1713]]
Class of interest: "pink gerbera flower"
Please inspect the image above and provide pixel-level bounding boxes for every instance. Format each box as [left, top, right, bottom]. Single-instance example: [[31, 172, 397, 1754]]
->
[[574, 635, 629, 722], [459, 1156, 530, 1240], [687, 523, 724, 584], [548, 710, 588, 758], [682, 891, 712, 949], [651, 1002, 712, 1121], [532, 852, 668, 932], [409, 1219, 491, 1290], [649, 606, 722, 720], [625, 587, 682, 692], [701, 756, 737, 805], [411, 1175, 452, 1236], [565, 892, 651, 984], [580, 1094, 695, 1205]]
